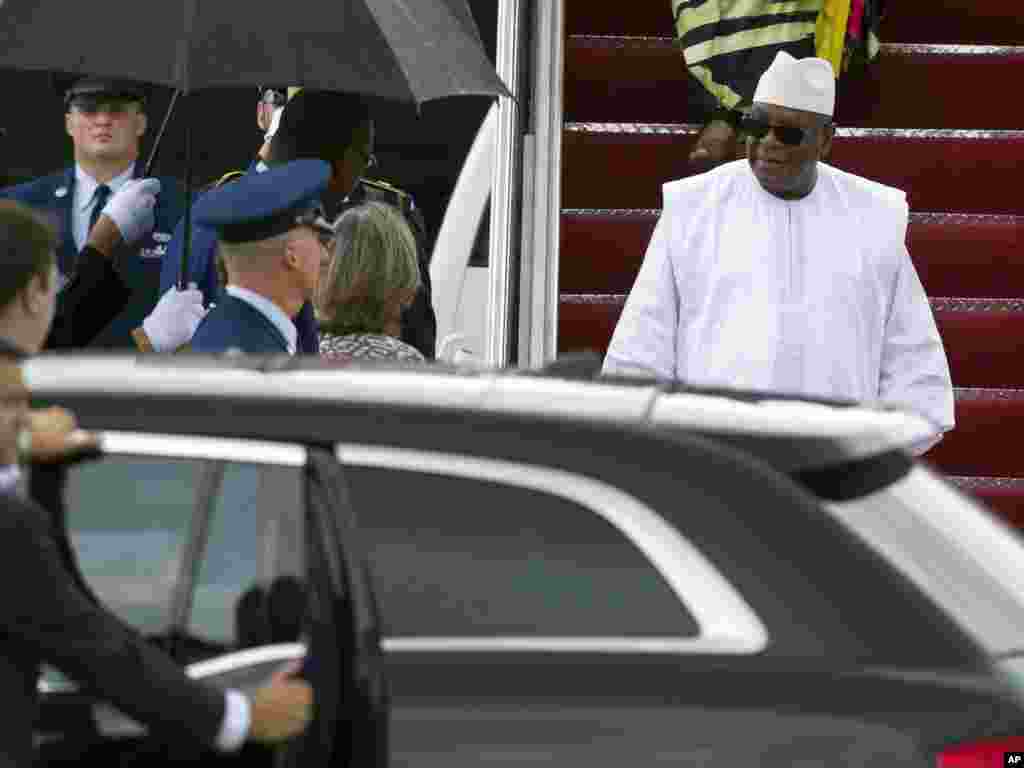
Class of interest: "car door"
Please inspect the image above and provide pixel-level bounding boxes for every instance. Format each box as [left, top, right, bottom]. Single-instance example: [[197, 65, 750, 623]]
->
[[300, 448, 389, 768], [33, 432, 375, 767]]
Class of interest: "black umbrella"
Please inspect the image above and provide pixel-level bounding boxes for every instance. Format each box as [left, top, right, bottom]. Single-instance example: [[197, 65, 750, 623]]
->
[[0, 0, 508, 102], [0, 0, 510, 285]]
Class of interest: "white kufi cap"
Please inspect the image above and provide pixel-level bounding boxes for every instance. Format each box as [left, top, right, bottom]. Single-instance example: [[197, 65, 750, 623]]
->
[[753, 51, 835, 117]]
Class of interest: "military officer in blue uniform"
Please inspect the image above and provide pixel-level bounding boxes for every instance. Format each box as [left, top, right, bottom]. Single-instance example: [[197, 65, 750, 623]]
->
[[189, 159, 335, 355], [0, 77, 186, 349]]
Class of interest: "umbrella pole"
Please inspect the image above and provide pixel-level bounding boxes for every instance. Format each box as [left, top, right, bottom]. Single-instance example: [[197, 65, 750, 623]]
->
[[143, 89, 180, 176], [178, 92, 192, 291]]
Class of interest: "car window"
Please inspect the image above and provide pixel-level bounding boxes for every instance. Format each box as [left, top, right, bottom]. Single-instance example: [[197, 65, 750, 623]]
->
[[346, 466, 699, 638], [61, 452, 306, 664], [64, 454, 206, 634], [188, 461, 306, 653]]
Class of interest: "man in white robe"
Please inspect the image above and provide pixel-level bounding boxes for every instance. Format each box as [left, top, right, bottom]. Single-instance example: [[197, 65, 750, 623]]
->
[[602, 51, 954, 452]]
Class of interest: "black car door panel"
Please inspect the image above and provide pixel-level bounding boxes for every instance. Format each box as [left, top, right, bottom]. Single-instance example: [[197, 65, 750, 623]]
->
[[34, 434, 363, 768], [298, 449, 388, 768]]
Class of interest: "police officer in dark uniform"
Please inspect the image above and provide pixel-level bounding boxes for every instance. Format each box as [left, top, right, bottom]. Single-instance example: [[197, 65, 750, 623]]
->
[[0, 77, 187, 349]]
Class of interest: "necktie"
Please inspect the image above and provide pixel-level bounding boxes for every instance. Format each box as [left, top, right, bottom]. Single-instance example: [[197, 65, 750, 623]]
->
[[68, 184, 111, 282], [88, 184, 112, 235]]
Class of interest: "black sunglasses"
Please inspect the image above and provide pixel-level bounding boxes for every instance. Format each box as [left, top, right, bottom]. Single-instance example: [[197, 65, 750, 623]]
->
[[739, 115, 826, 147]]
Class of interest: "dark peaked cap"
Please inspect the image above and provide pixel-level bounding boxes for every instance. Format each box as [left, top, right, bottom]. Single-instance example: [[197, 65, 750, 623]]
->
[[62, 76, 147, 110], [193, 159, 332, 244]]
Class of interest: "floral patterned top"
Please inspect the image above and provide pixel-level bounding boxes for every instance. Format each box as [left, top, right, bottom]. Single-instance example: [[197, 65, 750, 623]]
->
[[319, 333, 426, 362]]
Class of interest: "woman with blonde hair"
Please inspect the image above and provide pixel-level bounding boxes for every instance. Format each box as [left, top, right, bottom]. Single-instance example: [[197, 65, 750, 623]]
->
[[316, 201, 425, 361]]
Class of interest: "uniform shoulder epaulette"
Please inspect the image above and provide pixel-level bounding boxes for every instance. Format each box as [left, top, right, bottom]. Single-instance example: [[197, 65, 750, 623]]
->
[[215, 170, 246, 187], [360, 177, 410, 202], [198, 170, 246, 196]]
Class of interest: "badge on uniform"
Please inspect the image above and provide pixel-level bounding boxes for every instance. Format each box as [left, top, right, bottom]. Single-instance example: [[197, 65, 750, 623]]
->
[[141, 232, 170, 259], [55, 187, 68, 198]]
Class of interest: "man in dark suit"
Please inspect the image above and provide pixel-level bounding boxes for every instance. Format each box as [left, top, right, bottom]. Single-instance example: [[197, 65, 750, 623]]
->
[[190, 159, 335, 355], [0, 77, 186, 349], [0, 199, 313, 766]]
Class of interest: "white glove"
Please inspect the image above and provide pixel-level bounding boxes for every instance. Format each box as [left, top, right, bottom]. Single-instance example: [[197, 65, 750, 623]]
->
[[142, 283, 208, 352], [101, 178, 161, 245]]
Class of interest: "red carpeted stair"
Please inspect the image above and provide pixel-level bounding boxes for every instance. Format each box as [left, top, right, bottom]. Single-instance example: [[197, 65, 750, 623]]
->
[[558, 0, 1024, 523]]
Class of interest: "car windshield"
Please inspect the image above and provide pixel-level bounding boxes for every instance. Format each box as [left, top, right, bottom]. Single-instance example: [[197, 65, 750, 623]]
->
[[799, 452, 1024, 657]]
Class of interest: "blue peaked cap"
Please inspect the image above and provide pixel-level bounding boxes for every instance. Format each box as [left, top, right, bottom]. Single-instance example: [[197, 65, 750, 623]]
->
[[193, 158, 332, 243]]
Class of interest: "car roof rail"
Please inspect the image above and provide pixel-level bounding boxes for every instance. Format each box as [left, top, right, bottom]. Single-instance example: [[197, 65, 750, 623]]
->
[[532, 351, 605, 380]]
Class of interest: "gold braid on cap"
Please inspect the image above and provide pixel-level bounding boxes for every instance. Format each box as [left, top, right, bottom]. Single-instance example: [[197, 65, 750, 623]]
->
[[215, 170, 247, 188]]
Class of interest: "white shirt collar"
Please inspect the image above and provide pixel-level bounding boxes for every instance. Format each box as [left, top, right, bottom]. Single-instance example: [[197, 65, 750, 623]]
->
[[75, 162, 135, 211], [225, 285, 297, 354]]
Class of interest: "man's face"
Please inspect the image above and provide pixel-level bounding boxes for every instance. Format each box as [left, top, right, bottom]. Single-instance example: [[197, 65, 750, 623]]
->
[[333, 120, 375, 199], [35, 264, 59, 351], [18, 263, 59, 355], [65, 98, 146, 165], [745, 102, 832, 199], [289, 226, 332, 301]]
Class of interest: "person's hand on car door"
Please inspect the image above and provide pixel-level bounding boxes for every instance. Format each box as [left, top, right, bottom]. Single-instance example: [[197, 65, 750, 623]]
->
[[247, 660, 313, 743]]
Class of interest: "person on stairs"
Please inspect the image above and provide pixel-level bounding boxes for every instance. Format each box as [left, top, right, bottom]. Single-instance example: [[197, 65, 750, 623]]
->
[[677, 0, 887, 168], [602, 52, 953, 454]]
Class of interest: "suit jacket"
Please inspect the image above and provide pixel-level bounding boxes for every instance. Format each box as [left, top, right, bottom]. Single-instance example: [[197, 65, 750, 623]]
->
[[0, 166, 185, 349], [190, 294, 291, 355], [0, 475, 225, 767], [160, 178, 321, 354], [0, 247, 129, 354], [0, 245, 129, 353], [45, 245, 132, 350]]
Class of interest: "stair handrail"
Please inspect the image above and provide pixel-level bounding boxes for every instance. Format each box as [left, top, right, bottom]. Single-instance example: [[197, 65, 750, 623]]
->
[[430, 103, 499, 359], [516, 0, 565, 367]]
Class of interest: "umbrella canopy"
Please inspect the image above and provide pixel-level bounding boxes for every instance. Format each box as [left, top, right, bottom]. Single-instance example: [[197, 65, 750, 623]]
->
[[0, 0, 510, 103]]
